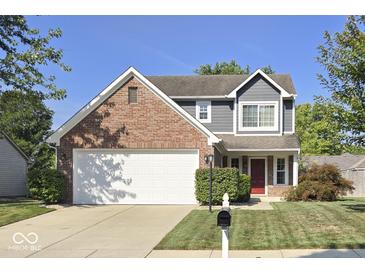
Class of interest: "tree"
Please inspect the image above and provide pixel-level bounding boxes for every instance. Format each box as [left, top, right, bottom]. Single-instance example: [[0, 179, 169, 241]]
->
[[0, 91, 55, 169], [317, 15, 365, 146], [194, 60, 249, 75], [0, 16, 71, 100], [296, 103, 345, 155], [194, 60, 275, 75], [0, 16, 70, 170], [260, 65, 275, 74]]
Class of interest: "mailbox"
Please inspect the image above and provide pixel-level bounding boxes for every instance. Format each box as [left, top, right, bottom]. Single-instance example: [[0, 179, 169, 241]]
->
[[217, 208, 231, 227]]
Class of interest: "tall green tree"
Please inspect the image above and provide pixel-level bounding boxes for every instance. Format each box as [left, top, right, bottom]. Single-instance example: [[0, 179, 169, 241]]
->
[[0, 16, 70, 168], [0, 16, 71, 99], [0, 91, 55, 168], [260, 65, 275, 74], [317, 15, 365, 146], [296, 103, 345, 155], [194, 60, 275, 75], [194, 60, 249, 75]]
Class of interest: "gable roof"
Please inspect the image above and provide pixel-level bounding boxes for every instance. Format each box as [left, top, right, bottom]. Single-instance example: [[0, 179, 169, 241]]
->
[[46, 67, 220, 146], [302, 154, 365, 170], [0, 131, 30, 161], [227, 69, 293, 98], [147, 70, 296, 98]]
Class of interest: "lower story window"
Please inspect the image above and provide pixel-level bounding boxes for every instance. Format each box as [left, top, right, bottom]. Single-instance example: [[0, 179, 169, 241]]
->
[[276, 158, 286, 184], [231, 158, 239, 169]]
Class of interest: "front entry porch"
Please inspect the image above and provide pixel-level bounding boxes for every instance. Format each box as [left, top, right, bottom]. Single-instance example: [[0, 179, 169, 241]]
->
[[219, 151, 299, 197]]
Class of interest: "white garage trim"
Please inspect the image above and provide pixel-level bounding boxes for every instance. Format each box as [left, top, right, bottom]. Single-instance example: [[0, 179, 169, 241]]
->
[[73, 149, 199, 205]]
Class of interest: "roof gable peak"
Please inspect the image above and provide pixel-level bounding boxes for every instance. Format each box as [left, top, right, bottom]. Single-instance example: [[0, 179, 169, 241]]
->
[[227, 69, 293, 98]]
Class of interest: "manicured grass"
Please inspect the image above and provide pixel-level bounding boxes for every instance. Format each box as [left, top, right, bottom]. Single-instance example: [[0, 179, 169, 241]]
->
[[0, 199, 55, 227], [155, 198, 365, 250]]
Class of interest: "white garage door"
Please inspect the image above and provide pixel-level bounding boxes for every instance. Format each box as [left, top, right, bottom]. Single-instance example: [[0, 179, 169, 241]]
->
[[73, 149, 199, 204]]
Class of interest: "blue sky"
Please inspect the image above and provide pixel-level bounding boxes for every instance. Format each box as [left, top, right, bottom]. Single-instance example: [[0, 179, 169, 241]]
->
[[26, 16, 347, 129]]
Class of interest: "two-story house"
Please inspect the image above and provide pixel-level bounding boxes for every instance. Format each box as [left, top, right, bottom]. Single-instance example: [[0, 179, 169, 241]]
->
[[47, 67, 300, 204]]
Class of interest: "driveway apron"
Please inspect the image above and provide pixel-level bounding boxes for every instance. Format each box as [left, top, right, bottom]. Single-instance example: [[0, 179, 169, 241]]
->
[[0, 205, 193, 258]]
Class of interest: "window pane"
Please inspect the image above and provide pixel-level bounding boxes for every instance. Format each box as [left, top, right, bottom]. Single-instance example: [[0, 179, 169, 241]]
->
[[199, 103, 208, 120], [242, 105, 258, 127], [128, 87, 138, 104], [199, 112, 208, 119], [231, 158, 239, 169], [277, 172, 285, 184], [259, 105, 274, 127], [277, 158, 285, 171], [277, 158, 285, 184]]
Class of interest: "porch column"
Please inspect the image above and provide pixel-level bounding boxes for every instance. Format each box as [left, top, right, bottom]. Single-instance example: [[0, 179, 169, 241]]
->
[[293, 153, 299, 186]]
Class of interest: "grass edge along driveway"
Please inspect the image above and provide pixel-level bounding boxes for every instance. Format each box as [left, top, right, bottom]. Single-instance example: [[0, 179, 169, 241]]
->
[[155, 198, 365, 250], [0, 199, 55, 227]]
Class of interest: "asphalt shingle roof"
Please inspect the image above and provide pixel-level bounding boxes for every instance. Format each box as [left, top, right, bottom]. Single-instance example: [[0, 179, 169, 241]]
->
[[302, 154, 365, 170], [217, 134, 300, 150], [147, 74, 296, 97]]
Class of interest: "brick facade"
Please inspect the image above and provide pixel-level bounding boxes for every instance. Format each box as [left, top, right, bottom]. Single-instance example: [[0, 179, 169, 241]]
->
[[57, 76, 213, 203], [268, 185, 290, 197]]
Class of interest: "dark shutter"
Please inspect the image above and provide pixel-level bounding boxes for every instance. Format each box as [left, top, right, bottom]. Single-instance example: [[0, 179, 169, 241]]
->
[[222, 156, 228, 168], [268, 156, 273, 185], [289, 155, 294, 185], [242, 156, 248, 174]]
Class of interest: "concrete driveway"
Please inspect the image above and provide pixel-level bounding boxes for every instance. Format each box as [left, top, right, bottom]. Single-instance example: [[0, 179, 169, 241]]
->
[[0, 205, 194, 258]]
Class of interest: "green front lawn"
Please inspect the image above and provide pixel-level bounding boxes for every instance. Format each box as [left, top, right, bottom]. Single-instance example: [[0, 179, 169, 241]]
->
[[156, 198, 365, 250], [0, 199, 55, 227]]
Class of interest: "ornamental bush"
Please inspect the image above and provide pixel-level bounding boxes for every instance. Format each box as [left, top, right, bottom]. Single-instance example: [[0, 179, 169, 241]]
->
[[238, 173, 251, 202], [284, 163, 354, 201], [27, 168, 65, 204], [195, 168, 251, 204]]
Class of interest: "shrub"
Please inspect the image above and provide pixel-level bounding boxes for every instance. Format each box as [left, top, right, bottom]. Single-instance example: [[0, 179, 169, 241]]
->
[[195, 168, 251, 204], [238, 173, 251, 202], [27, 168, 65, 204], [284, 163, 354, 201]]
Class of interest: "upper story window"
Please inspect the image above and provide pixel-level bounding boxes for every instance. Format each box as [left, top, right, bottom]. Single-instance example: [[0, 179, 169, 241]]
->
[[128, 87, 138, 104], [196, 101, 211, 123], [239, 101, 278, 131]]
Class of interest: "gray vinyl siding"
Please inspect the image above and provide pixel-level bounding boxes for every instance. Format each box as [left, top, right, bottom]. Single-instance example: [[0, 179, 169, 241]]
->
[[236, 75, 281, 134], [0, 139, 27, 197], [175, 100, 196, 117], [175, 100, 234, 132], [283, 100, 294, 132]]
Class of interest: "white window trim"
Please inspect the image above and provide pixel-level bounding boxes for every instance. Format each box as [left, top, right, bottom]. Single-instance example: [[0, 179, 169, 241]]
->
[[273, 155, 289, 185], [238, 101, 278, 132], [196, 100, 211, 123]]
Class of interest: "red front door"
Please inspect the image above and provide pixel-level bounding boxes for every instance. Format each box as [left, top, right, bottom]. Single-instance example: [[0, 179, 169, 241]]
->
[[250, 159, 265, 194]]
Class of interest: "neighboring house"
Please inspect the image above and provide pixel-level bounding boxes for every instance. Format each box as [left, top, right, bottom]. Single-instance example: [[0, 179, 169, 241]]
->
[[47, 67, 300, 204], [0, 131, 30, 197], [303, 154, 365, 197]]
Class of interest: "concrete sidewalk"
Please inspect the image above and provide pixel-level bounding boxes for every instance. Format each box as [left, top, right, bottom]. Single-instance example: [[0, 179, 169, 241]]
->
[[148, 249, 365, 258]]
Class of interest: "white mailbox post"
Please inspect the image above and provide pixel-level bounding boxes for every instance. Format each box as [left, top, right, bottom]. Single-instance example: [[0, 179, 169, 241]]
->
[[217, 193, 231, 258]]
